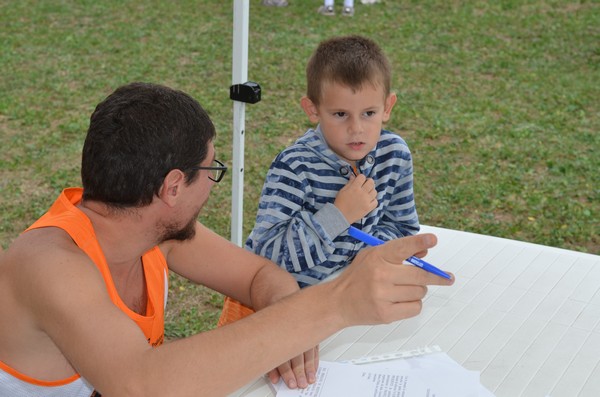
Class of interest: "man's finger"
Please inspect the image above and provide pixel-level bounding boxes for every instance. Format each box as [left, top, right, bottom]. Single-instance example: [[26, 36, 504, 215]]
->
[[302, 347, 317, 384], [289, 354, 308, 388], [380, 234, 437, 265], [267, 368, 280, 385]]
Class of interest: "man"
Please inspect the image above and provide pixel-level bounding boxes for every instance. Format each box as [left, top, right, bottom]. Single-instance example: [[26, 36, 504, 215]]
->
[[0, 82, 453, 396]]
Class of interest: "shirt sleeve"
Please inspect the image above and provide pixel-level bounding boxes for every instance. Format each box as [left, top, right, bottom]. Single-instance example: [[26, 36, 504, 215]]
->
[[245, 159, 350, 274]]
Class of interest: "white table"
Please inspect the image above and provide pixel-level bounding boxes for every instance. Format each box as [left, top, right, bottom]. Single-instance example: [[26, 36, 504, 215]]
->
[[231, 225, 600, 397]]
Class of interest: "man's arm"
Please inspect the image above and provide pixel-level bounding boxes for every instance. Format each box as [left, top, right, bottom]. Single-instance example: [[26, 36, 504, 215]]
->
[[163, 222, 300, 309], [164, 222, 318, 388], [150, 232, 452, 396], [21, 230, 452, 396]]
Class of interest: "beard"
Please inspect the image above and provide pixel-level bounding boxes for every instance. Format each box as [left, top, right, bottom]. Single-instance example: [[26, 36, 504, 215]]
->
[[157, 215, 197, 243]]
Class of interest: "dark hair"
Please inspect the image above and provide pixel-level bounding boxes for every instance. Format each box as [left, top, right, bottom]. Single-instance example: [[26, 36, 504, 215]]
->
[[81, 82, 216, 208], [306, 35, 391, 105]]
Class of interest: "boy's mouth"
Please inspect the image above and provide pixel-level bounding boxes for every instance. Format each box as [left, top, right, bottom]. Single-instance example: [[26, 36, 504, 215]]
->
[[348, 142, 365, 150]]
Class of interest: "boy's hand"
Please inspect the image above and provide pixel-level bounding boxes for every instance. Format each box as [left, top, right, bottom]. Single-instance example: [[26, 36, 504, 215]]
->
[[334, 174, 378, 224]]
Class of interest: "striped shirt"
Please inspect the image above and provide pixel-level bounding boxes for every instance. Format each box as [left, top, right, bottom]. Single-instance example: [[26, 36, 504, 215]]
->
[[245, 126, 419, 287]]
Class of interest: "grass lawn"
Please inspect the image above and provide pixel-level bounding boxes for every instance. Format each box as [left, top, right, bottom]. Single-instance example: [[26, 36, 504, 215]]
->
[[1, 0, 598, 337]]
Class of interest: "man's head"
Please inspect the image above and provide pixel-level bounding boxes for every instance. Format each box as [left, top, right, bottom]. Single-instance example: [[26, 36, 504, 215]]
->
[[301, 36, 397, 165], [305, 35, 391, 106], [81, 82, 216, 208]]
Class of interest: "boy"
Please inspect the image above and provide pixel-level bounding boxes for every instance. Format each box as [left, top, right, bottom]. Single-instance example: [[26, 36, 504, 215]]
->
[[246, 35, 420, 287]]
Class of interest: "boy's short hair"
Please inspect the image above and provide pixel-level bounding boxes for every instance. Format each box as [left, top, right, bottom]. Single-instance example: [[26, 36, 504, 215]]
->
[[306, 35, 391, 105]]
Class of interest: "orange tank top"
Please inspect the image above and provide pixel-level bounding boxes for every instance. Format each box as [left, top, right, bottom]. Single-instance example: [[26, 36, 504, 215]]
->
[[26, 187, 168, 346], [0, 188, 168, 394]]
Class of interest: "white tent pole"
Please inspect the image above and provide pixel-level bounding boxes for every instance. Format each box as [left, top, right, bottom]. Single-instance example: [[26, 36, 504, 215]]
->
[[231, 0, 249, 247]]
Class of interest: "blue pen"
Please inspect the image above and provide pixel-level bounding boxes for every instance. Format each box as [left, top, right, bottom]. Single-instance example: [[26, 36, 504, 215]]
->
[[347, 226, 452, 279]]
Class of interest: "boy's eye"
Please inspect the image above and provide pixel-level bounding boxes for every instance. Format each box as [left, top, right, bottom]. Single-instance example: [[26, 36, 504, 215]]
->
[[333, 112, 346, 118], [364, 111, 376, 117]]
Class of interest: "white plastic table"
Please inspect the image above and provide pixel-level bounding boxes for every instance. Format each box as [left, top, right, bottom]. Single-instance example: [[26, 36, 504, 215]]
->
[[231, 225, 600, 397]]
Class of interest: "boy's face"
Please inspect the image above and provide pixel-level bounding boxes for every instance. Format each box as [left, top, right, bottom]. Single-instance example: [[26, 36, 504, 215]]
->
[[301, 81, 397, 165]]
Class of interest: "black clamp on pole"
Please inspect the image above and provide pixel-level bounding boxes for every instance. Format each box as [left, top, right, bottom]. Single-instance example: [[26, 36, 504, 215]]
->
[[230, 81, 262, 104]]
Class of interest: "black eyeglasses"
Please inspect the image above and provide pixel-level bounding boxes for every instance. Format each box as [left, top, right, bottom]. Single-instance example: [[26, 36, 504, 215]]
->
[[189, 159, 228, 183]]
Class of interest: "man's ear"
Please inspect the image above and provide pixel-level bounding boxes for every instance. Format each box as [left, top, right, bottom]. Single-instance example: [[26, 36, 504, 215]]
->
[[300, 96, 320, 124], [382, 93, 397, 123], [158, 169, 185, 207]]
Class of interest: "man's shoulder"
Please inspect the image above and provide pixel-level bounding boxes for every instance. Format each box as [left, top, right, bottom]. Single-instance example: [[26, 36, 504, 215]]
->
[[0, 228, 102, 339], [5, 228, 94, 279], [21, 225, 84, 249], [0, 227, 113, 384]]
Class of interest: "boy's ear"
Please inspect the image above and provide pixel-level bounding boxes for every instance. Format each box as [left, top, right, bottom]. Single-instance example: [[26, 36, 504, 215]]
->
[[300, 96, 320, 123], [382, 93, 397, 123], [158, 169, 186, 207]]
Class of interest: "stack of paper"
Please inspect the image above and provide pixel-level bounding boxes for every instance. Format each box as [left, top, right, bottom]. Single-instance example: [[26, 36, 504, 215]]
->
[[272, 351, 494, 397]]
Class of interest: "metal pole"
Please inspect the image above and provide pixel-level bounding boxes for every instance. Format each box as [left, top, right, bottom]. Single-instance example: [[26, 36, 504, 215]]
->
[[231, 0, 249, 247]]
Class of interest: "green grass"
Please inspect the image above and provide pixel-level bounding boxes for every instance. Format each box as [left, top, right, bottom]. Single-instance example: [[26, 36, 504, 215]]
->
[[1, 0, 598, 337]]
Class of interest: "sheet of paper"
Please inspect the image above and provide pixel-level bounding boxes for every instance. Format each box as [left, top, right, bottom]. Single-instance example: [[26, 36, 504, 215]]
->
[[365, 352, 494, 397], [274, 353, 495, 397], [275, 361, 429, 397]]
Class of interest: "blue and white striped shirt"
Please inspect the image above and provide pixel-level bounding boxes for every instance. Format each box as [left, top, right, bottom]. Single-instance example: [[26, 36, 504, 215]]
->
[[245, 126, 420, 287]]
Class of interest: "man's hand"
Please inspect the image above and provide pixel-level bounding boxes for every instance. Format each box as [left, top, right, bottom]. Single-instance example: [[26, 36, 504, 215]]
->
[[267, 345, 319, 389], [334, 174, 378, 224], [331, 233, 455, 327]]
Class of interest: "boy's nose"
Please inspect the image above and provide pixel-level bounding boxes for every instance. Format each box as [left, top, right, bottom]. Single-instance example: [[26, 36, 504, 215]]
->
[[348, 116, 362, 135]]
